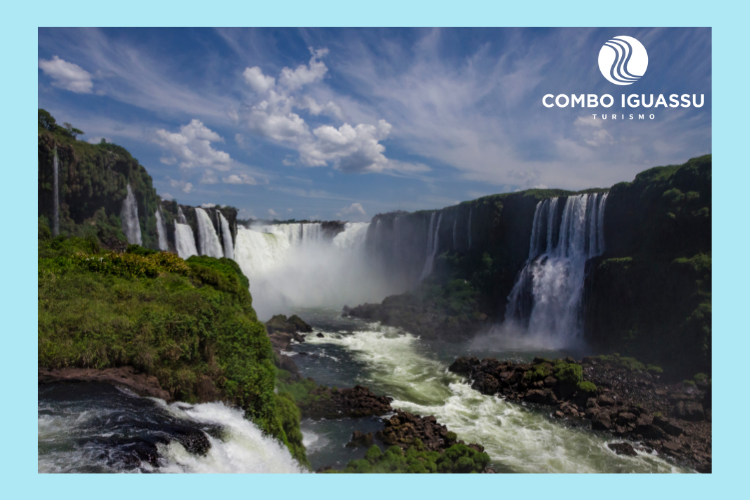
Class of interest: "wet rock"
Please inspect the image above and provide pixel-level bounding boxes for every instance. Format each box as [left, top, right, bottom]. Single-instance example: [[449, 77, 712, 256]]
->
[[449, 356, 480, 376], [299, 385, 393, 420], [592, 411, 612, 430], [608, 442, 638, 456], [472, 372, 500, 395], [266, 314, 312, 335], [654, 416, 685, 437], [524, 388, 557, 405], [316, 333, 324, 338], [598, 394, 616, 407], [38, 367, 170, 400], [346, 431, 374, 447], [673, 401, 705, 422]]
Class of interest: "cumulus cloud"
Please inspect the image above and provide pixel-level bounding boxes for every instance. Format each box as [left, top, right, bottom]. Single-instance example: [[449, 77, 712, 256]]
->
[[169, 179, 193, 194], [268, 208, 280, 219], [336, 202, 366, 217], [223, 173, 257, 185], [161, 192, 174, 200], [39, 56, 94, 93], [574, 116, 614, 147], [279, 48, 329, 90], [155, 119, 232, 170], [200, 170, 219, 184], [243, 66, 276, 93]]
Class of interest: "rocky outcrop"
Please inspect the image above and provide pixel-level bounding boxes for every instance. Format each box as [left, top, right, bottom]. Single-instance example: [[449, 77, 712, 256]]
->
[[298, 385, 394, 420], [39, 367, 171, 400], [450, 355, 712, 472], [376, 409, 485, 454]]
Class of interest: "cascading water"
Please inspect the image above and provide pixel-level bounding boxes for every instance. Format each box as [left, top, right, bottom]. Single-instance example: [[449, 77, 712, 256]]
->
[[233, 222, 393, 319], [420, 212, 443, 280], [120, 184, 142, 245], [52, 148, 59, 237], [219, 212, 234, 260], [195, 208, 223, 258], [155, 206, 169, 251], [175, 223, 198, 259], [177, 206, 188, 224], [504, 193, 608, 345]]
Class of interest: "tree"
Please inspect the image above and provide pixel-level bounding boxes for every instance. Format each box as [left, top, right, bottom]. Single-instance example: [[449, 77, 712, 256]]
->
[[38, 109, 57, 132]]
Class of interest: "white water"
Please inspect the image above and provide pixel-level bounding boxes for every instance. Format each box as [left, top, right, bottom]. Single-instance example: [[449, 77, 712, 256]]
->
[[219, 212, 234, 260], [421, 212, 443, 280], [120, 184, 142, 245], [195, 208, 223, 258], [154, 402, 305, 473], [155, 207, 169, 251], [177, 206, 188, 224], [504, 193, 608, 346], [175, 223, 198, 259], [233, 223, 393, 319], [305, 324, 685, 473], [38, 391, 304, 474]]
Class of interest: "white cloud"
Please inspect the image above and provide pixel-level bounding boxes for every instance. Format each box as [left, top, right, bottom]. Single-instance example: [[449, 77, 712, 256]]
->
[[238, 208, 256, 220], [279, 48, 329, 90], [268, 209, 280, 219], [39, 56, 93, 93], [169, 179, 193, 194], [161, 192, 174, 200], [243, 66, 276, 93], [574, 116, 614, 147], [200, 170, 219, 184], [201, 203, 216, 208], [223, 173, 257, 185], [287, 208, 293, 212], [295, 95, 344, 120], [155, 119, 232, 170], [300, 120, 393, 172], [336, 202, 366, 217]]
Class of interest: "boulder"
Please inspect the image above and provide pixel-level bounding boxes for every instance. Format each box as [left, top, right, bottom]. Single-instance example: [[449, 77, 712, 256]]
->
[[524, 388, 557, 405], [673, 401, 705, 422], [608, 442, 638, 457], [449, 357, 479, 376], [653, 416, 685, 437], [598, 394, 616, 407], [346, 431, 374, 448], [591, 411, 612, 430]]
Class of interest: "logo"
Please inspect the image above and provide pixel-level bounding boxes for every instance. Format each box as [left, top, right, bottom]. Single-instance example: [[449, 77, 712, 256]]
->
[[598, 36, 648, 85]]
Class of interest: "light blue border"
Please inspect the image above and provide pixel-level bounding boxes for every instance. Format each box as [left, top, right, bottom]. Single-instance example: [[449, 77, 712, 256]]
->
[[6, 1, 743, 498]]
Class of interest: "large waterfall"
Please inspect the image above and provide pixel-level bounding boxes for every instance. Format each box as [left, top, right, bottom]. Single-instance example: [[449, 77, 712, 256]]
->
[[195, 208, 224, 258], [233, 222, 391, 319], [120, 184, 142, 245], [503, 193, 608, 345], [219, 212, 234, 260], [155, 207, 169, 251], [175, 223, 198, 259]]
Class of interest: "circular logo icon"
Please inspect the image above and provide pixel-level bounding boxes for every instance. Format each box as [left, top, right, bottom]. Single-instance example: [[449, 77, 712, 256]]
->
[[598, 36, 648, 85]]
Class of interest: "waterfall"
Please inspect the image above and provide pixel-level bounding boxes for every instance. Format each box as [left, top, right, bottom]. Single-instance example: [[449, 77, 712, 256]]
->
[[195, 208, 223, 258], [219, 212, 234, 260], [175, 223, 198, 259], [52, 148, 60, 237], [120, 184, 142, 245], [155, 207, 169, 251], [420, 212, 443, 281], [233, 222, 387, 319], [504, 193, 608, 344], [452, 220, 457, 251], [177, 206, 188, 224]]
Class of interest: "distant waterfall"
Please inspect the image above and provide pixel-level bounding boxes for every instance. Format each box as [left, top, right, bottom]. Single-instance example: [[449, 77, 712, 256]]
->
[[452, 220, 458, 251], [155, 207, 169, 251], [120, 185, 142, 245], [219, 212, 234, 260], [175, 223, 198, 259], [504, 192, 608, 343], [177, 206, 188, 224], [420, 212, 443, 280], [195, 208, 223, 258], [52, 148, 59, 237]]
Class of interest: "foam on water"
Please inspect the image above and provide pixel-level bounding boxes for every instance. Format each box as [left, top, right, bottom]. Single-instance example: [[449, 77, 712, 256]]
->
[[305, 325, 688, 473]]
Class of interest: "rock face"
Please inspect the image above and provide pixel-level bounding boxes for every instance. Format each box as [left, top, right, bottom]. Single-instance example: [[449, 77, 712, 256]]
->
[[449, 355, 712, 472], [298, 385, 394, 420], [376, 409, 485, 454], [39, 367, 171, 401]]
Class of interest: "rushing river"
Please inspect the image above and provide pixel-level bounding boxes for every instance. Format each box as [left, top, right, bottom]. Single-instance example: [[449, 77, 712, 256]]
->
[[38, 308, 688, 473], [292, 308, 688, 473]]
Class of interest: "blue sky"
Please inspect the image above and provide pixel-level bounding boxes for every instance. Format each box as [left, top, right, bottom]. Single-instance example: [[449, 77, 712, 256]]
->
[[38, 28, 711, 221]]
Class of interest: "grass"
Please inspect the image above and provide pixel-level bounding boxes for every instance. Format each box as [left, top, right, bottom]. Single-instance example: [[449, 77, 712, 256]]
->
[[38, 234, 307, 467]]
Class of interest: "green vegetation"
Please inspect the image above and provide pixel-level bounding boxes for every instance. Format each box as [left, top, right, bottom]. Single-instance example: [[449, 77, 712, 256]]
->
[[275, 368, 330, 407], [38, 234, 307, 467], [324, 441, 491, 474], [694, 373, 708, 382], [577, 381, 598, 394], [524, 364, 551, 382]]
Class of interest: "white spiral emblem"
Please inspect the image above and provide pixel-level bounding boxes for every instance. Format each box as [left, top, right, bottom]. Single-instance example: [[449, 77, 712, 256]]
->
[[598, 36, 648, 85]]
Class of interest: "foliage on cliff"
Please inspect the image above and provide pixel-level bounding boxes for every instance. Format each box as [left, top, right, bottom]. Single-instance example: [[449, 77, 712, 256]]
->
[[585, 155, 712, 377], [39, 109, 162, 250], [38, 232, 307, 467]]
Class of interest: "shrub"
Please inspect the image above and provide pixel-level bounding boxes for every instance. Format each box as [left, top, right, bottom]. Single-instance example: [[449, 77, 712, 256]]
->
[[577, 381, 598, 394]]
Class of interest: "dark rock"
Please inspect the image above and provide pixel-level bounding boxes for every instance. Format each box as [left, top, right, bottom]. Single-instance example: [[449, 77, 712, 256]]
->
[[543, 376, 557, 388], [636, 423, 668, 440], [524, 388, 557, 405], [299, 384, 393, 420], [608, 442, 638, 457], [316, 333, 324, 338], [38, 367, 170, 400], [598, 394, 616, 407], [592, 411, 612, 430], [673, 401, 705, 422], [654, 416, 684, 437], [472, 372, 499, 395], [449, 357, 479, 376], [316, 465, 333, 473], [346, 431, 374, 447]]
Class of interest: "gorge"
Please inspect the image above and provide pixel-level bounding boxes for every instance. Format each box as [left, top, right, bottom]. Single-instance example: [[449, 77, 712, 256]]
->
[[38, 111, 711, 473]]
